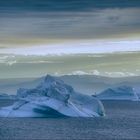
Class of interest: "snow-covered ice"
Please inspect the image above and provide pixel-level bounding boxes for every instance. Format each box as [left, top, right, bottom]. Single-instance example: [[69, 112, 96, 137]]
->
[[97, 86, 139, 101], [0, 75, 105, 117]]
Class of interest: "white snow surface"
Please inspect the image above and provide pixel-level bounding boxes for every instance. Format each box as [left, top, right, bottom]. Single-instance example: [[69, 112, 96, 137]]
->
[[0, 75, 105, 117]]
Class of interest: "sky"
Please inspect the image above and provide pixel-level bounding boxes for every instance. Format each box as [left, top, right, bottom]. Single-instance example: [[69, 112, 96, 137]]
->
[[0, 0, 140, 78], [0, 0, 140, 46]]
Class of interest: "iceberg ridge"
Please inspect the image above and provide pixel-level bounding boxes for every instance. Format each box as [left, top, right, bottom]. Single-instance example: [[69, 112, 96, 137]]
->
[[0, 75, 105, 117], [97, 85, 139, 101]]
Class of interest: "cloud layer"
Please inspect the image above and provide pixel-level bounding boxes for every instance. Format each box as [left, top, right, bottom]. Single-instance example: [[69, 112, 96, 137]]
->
[[0, 8, 140, 40]]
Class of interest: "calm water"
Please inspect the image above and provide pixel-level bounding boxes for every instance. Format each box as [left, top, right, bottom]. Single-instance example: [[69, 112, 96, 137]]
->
[[0, 100, 140, 139]]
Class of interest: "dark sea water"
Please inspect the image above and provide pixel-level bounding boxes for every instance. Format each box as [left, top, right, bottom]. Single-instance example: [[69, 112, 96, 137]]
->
[[0, 100, 140, 140]]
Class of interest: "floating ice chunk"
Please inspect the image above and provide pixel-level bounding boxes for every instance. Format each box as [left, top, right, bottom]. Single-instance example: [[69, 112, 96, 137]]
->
[[0, 93, 16, 100], [97, 86, 139, 101], [0, 75, 105, 117]]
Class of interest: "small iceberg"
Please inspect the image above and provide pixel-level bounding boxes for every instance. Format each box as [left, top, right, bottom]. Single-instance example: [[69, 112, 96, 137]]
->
[[0, 93, 16, 100], [0, 75, 105, 117], [0, 93, 10, 99], [96, 85, 139, 101]]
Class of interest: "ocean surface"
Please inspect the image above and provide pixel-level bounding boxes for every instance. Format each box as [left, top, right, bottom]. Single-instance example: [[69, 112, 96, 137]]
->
[[0, 100, 140, 140]]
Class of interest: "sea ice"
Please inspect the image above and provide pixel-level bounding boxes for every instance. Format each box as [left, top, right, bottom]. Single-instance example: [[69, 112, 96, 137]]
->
[[0, 75, 105, 117], [97, 85, 139, 101]]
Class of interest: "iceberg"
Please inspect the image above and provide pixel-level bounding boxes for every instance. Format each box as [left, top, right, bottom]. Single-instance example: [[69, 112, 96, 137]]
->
[[0, 75, 105, 117], [0, 93, 16, 100], [0, 93, 10, 99], [96, 85, 139, 101]]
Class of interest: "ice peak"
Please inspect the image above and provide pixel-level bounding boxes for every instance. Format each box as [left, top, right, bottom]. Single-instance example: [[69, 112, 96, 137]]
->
[[44, 74, 60, 83], [17, 75, 74, 102], [0, 75, 105, 117]]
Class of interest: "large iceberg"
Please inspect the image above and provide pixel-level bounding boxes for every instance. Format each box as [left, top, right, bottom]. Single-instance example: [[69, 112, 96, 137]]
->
[[96, 85, 139, 101], [0, 75, 105, 117]]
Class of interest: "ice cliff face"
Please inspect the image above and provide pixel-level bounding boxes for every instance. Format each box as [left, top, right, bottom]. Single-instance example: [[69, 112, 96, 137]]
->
[[0, 75, 105, 117], [97, 86, 139, 101]]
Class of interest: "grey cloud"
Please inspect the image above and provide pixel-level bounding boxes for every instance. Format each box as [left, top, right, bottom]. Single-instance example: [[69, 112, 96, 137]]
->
[[0, 8, 140, 39]]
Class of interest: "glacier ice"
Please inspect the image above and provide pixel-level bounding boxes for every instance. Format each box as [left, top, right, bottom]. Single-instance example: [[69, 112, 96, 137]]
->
[[0, 75, 105, 117], [97, 85, 139, 101]]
